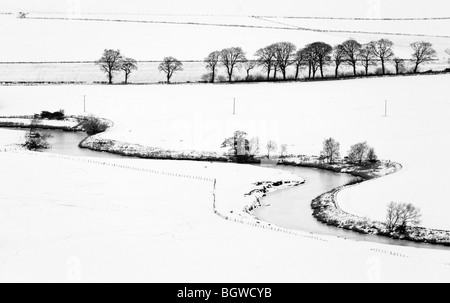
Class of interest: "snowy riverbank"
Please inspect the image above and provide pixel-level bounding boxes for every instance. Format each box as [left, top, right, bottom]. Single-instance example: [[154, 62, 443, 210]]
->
[[302, 161, 450, 246]]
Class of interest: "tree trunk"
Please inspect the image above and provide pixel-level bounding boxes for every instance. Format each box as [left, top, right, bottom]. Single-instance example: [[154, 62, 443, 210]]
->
[[414, 63, 419, 74], [229, 67, 233, 82], [365, 65, 369, 75], [381, 60, 385, 75], [353, 63, 357, 76], [267, 65, 271, 81], [211, 68, 215, 83], [320, 62, 324, 78], [167, 74, 171, 84], [108, 73, 113, 85], [308, 63, 312, 79], [282, 69, 287, 80], [295, 65, 300, 80], [273, 69, 277, 80], [125, 73, 128, 84], [335, 65, 339, 78]]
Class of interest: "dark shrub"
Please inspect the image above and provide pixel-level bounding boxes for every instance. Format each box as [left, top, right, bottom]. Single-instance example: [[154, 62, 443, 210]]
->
[[81, 115, 110, 136], [24, 131, 51, 150], [40, 110, 65, 120]]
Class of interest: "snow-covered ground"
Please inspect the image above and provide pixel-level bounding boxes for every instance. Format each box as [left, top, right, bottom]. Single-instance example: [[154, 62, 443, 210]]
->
[[1, 0, 450, 281], [1, 147, 450, 282], [0, 75, 449, 229], [0, 9, 449, 82]]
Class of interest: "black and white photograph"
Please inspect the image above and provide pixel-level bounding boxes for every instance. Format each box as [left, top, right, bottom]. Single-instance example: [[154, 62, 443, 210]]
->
[[1, 0, 450, 285]]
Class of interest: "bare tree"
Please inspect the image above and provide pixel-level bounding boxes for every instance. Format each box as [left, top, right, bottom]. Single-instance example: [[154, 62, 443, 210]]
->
[[272, 59, 281, 80], [120, 57, 138, 84], [359, 43, 376, 75], [273, 42, 297, 80], [220, 47, 246, 82], [371, 39, 395, 75], [158, 57, 183, 84], [309, 42, 332, 78], [294, 49, 307, 80], [386, 202, 422, 233], [221, 131, 250, 158], [367, 147, 378, 162], [332, 45, 346, 78], [96, 49, 123, 84], [342, 39, 362, 76], [410, 41, 437, 73], [205, 51, 221, 83], [348, 142, 370, 165], [249, 137, 260, 156], [255, 45, 277, 81], [321, 138, 341, 164], [303, 44, 320, 79], [243, 60, 257, 81], [393, 57, 405, 74], [266, 140, 278, 158]]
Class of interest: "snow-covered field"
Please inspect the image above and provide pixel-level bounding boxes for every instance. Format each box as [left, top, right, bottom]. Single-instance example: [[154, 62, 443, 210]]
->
[[0, 9, 450, 82], [1, 74, 450, 232], [2, 148, 450, 282], [2, 0, 450, 282]]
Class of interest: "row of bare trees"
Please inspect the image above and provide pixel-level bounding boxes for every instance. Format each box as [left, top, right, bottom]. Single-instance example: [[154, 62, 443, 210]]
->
[[204, 39, 438, 82], [321, 138, 377, 165], [96, 50, 138, 84], [96, 39, 438, 84], [97, 50, 184, 84]]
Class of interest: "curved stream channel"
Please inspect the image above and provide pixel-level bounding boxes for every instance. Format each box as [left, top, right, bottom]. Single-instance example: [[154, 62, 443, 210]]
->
[[4, 128, 449, 251]]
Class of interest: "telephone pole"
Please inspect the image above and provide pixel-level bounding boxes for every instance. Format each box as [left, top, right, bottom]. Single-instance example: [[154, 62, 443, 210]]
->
[[233, 98, 236, 115], [383, 100, 388, 117], [84, 95, 86, 113]]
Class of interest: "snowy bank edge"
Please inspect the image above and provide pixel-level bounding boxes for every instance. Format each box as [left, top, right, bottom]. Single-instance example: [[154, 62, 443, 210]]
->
[[311, 163, 450, 246], [78, 133, 333, 241]]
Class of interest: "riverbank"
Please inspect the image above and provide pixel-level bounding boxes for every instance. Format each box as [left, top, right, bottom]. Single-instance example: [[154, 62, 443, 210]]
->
[[3, 117, 450, 247], [74, 131, 450, 246], [79, 134, 229, 162], [0, 116, 83, 132], [297, 160, 450, 246]]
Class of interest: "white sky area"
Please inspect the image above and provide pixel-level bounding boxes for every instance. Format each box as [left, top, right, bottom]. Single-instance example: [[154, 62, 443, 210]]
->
[[1, 0, 450, 18]]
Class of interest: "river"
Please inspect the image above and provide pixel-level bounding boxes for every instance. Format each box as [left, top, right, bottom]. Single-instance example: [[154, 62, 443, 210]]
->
[[3, 127, 449, 250]]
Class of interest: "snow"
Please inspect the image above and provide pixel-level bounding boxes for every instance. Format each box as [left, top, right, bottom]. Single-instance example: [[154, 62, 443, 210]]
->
[[1, 2, 450, 280], [0, 117, 80, 128], [1, 75, 449, 230], [0, 11, 449, 82], [1, 150, 450, 282]]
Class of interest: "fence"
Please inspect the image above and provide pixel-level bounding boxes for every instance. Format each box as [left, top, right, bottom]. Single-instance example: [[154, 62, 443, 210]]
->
[[1, 148, 215, 182], [0, 147, 419, 261]]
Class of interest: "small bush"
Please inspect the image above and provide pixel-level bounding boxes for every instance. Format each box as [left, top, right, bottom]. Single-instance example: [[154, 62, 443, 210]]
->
[[81, 115, 110, 136], [40, 110, 65, 120], [24, 131, 51, 150]]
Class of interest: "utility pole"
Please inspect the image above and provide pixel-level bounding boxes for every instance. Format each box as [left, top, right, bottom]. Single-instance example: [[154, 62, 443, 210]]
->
[[84, 95, 86, 113], [233, 98, 236, 115], [383, 100, 388, 117]]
